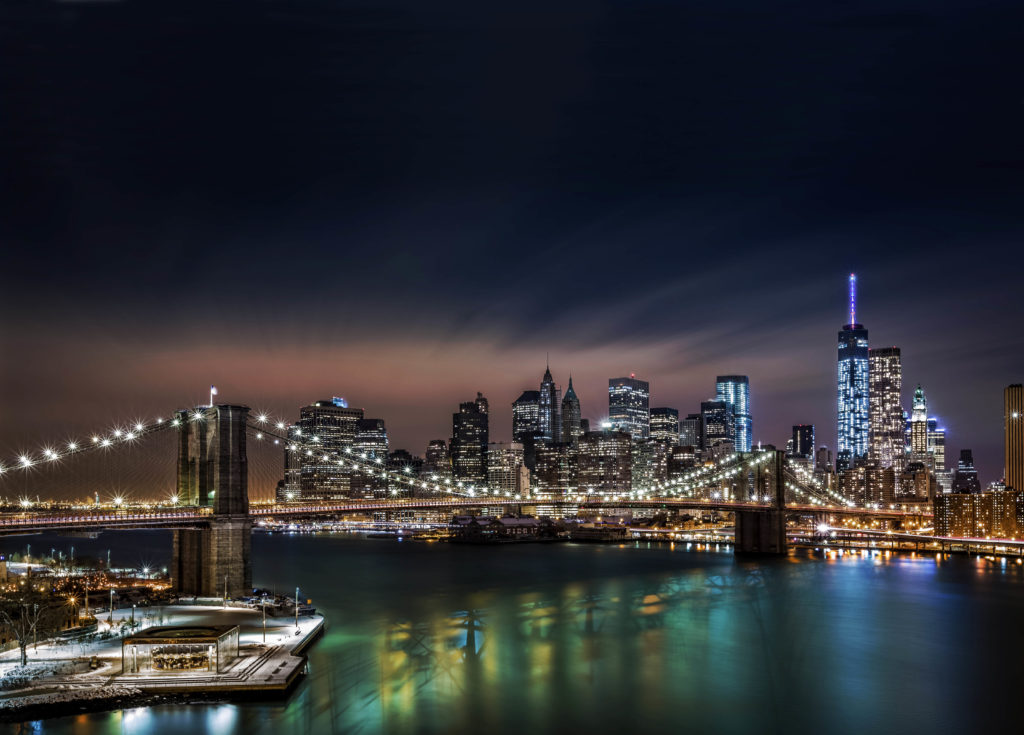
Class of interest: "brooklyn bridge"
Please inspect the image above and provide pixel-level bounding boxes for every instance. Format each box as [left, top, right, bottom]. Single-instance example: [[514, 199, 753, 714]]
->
[[0, 403, 929, 597]]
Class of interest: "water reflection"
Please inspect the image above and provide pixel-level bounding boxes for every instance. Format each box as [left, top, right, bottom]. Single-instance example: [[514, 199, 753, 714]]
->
[[19, 537, 1024, 734]]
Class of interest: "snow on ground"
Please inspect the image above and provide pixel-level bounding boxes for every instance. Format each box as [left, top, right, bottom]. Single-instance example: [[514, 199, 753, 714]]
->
[[0, 604, 318, 678]]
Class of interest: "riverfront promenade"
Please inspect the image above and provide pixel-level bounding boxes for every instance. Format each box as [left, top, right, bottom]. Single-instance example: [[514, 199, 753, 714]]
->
[[0, 604, 323, 720]]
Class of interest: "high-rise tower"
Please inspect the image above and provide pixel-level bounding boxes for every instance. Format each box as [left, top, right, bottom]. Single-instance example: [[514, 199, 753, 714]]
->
[[1007, 384, 1024, 491], [451, 393, 489, 485], [538, 364, 562, 444], [909, 384, 929, 463], [715, 376, 751, 452], [561, 376, 583, 445], [868, 347, 904, 475], [837, 274, 869, 472], [608, 375, 650, 438]]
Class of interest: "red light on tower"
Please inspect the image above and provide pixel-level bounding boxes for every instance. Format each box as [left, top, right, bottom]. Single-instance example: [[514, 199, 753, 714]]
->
[[630, 373, 635, 378]]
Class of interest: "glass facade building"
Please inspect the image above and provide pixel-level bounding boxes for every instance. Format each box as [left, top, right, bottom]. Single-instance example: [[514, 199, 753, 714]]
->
[[700, 400, 734, 451], [837, 275, 869, 472], [512, 391, 540, 442], [538, 366, 562, 444], [715, 376, 751, 452], [608, 375, 650, 438], [790, 424, 815, 460]]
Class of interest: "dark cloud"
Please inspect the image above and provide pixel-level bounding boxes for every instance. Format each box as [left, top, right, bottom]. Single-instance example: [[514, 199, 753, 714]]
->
[[2, 0, 1023, 493]]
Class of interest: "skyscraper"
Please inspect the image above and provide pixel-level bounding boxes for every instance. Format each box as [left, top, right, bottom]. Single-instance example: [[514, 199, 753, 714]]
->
[[561, 377, 583, 446], [288, 397, 364, 499], [650, 407, 680, 445], [512, 391, 541, 442], [790, 425, 815, 460], [700, 400, 734, 452], [451, 393, 489, 485], [578, 430, 632, 495], [423, 439, 452, 480], [837, 274, 869, 472], [608, 375, 650, 438], [927, 418, 946, 472], [538, 365, 562, 444], [679, 413, 703, 449], [715, 376, 751, 452], [1007, 384, 1023, 491], [909, 384, 929, 463], [352, 418, 389, 497], [868, 347, 904, 475], [953, 449, 981, 494], [487, 442, 526, 496]]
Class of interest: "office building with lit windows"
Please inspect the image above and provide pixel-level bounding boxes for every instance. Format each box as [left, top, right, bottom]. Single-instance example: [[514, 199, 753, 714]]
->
[[837, 274, 869, 472], [487, 442, 526, 496], [650, 407, 680, 445], [716, 375, 751, 452], [512, 391, 541, 442], [423, 439, 452, 480], [578, 430, 632, 494], [561, 377, 583, 445], [352, 418, 389, 497], [927, 418, 946, 471], [701, 400, 734, 451], [868, 347, 904, 475], [1007, 384, 1024, 491], [538, 366, 562, 444], [790, 425, 815, 460], [909, 385, 930, 465], [288, 397, 364, 499], [608, 375, 650, 438], [679, 413, 702, 450], [451, 393, 489, 485]]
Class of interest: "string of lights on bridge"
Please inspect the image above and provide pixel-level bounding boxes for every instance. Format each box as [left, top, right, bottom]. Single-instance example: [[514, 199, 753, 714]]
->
[[0, 414, 182, 477], [0, 406, 847, 511]]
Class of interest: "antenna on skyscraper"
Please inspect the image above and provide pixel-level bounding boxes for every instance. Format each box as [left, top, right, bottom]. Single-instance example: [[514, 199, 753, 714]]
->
[[848, 273, 857, 325]]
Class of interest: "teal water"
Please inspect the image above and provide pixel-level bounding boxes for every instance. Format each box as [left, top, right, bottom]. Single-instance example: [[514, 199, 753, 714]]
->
[[6, 532, 1022, 734]]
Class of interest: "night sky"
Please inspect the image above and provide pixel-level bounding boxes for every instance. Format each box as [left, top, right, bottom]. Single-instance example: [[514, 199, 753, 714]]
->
[[2, 0, 1023, 492]]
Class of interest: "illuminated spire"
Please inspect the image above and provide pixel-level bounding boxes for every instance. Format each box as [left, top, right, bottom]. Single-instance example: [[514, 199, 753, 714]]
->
[[848, 273, 857, 325]]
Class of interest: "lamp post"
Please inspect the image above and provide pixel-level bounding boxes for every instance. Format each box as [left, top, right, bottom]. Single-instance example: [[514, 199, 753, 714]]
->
[[109, 588, 114, 626], [131, 603, 135, 627], [294, 586, 300, 635], [262, 598, 267, 643]]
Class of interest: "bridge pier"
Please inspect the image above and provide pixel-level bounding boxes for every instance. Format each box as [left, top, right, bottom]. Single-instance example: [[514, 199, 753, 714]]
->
[[172, 518, 252, 598], [171, 404, 253, 598], [734, 450, 788, 555]]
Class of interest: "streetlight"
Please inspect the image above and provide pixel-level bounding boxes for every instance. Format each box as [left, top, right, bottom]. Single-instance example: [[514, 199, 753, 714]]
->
[[262, 598, 267, 643], [294, 586, 300, 635]]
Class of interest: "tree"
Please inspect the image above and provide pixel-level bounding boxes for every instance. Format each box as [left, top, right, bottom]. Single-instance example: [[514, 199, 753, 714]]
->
[[0, 591, 66, 666]]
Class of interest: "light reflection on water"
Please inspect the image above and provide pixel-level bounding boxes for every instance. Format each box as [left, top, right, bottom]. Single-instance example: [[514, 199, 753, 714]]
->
[[13, 534, 1024, 735]]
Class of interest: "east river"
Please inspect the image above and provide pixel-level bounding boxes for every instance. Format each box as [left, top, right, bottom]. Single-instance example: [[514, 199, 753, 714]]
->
[[7, 531, 1023, 734]]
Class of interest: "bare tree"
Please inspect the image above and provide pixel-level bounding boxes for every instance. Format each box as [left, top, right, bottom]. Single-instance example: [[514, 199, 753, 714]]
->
[[0, 592, 66, 667]]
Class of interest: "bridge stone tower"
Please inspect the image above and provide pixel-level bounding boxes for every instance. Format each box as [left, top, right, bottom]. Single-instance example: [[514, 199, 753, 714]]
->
[[734, 450, 788, 554], [171, 404, 253, 598]]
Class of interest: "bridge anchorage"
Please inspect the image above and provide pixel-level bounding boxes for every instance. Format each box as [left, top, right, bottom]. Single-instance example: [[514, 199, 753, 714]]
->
[[171, 404, 252, 598]]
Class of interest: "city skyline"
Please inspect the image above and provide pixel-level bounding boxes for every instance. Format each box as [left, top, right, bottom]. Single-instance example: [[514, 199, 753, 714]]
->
[[0, 305, 1012, 494]]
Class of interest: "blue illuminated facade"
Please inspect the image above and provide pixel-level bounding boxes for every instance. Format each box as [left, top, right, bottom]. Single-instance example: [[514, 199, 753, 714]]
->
[[715, 375, 751, 452], [837, 275, 869, 472]]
